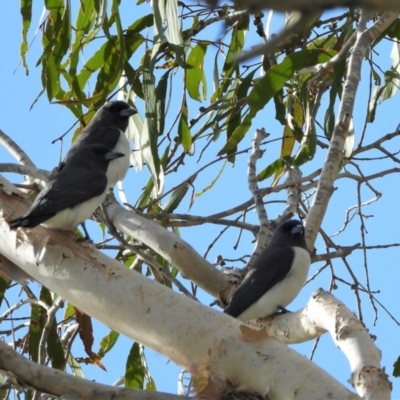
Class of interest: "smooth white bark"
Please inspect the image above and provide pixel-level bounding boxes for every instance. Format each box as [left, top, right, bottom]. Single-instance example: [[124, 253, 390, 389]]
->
[[104, 196, 231, 299], [0, 177, 359, 400], [0, 340, 194, 400], [261, 289, 391, 399]]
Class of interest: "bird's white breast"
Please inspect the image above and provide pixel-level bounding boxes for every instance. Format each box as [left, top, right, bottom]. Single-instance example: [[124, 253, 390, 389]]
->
[[237, 247, 311, 322], [106, 131, 130, 186], [41, 191, 107, 230]]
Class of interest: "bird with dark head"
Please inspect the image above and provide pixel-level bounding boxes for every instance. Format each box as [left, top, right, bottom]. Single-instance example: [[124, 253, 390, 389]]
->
[[223, 219, 311, 322], [60, 100, 137, 186], [9, 144, 125, 230]]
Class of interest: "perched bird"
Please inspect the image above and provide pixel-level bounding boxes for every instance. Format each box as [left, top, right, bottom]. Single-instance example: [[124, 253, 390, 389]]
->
[[224, 219, 311, 322], [9, 144, 125, 230], [61, 101, 137, 186]]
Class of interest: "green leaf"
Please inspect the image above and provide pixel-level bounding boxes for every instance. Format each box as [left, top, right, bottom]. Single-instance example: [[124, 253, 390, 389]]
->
[[40, 288, 65, 370], [98, 330, 120, 358], [294, 123, 317, 165], [75, 0, 95, 32], [43, 53, 62, 101], [0, 276, 10, 308], [219, 49, 336, 155], [382, 69, 400, 101], [195, 160, 227, 197], [29, 293, 43, 363], [178, 97, 192, 152], [273, 90, 286, 125], [367, 85, 384, 123], [67, 352, 85, 378], [324, 86, 336, 139], [165, 0, 184, 63], [164, 174, 197, 213], [155, 69, 172, 136], [213, 50, 219, 91], [150, 0, 166, 70], [126, 14, 154, 33], [125, 343, 145, 389], [74, 40, 114, 95], [236, 69, 257, 99], [383, 18, 400, 40], [64, 303, 75, 320], [20, 0, 32, 75], [125, 62, 144, 99], [257, 158, 286, 182], [393, 355, 400, 377], [142, 53, 162, 194], [186, 43, 208, 101], [211, 27, 244, 102], [278, 124, 296, 173], [91, 0, 125, 102]]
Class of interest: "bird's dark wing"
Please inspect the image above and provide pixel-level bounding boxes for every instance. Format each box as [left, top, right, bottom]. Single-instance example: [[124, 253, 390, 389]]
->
[[69, 124, 121, 157], [56, 125, 121, 174], [224, 246, 295, 318], [10, 167, 107, 228]]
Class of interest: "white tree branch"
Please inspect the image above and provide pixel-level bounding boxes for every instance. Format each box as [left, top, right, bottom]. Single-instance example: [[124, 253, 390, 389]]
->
[[0, 175, 360, 399], [0, 163, 50, 182], [243, 0, 400, 13], [246, 128, 271, 269], [260, 289, 391, 399], [305, 11, 398, 247], [0, 253, 33, 284], [0, 340, 197, 400], [0, 130, 35, 167], [103, 196, 230, 299]]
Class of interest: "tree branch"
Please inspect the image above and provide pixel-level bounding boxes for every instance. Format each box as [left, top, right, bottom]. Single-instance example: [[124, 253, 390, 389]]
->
[[305, 11, 398, 248], [0, 175, 361, 399], [104, 195, 231, 300], [0, 163, 50, 182], [259, 289, 391, 399], [228, 0, 400, 13], [0, 130, 35, 167], [0, 340, 197, 400]]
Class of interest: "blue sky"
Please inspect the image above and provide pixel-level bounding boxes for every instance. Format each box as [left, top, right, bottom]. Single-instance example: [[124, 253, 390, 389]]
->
[[1, 1, 400, 398]]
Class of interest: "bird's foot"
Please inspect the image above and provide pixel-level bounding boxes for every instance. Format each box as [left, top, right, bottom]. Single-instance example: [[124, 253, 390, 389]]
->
[[76, 222, 92, 243]]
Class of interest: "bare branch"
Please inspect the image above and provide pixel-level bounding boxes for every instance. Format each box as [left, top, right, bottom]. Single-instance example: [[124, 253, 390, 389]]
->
[[0, 129, 35, 167], [0, 163, 50, 181], [141, 212, 259, 233], [246, 128, 271, 268]]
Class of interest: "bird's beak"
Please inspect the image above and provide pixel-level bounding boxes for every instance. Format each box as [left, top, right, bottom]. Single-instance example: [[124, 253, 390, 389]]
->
[[291, 225, 304, 235], [105, 150, 125, 160], [119, 108, 137, 117]]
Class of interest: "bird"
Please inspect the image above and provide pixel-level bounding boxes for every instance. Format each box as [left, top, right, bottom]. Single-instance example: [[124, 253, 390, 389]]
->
[[61, 100, 137, 186], [9, 144, 125, 230], [223, 219, 311, 322]]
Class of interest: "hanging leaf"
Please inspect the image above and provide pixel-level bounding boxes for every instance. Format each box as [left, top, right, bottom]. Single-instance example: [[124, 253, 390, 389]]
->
[[125, 343, 145, 389], [178, 98, 192, 153], [218, 49, 336, 155], [186, 42, 208, 101], [20, 0, 33, 75], [98, 330, 120, 358]]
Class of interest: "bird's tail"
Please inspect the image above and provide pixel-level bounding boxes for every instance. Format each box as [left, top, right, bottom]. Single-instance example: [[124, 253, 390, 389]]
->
[[8, 217, 28, 230]]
